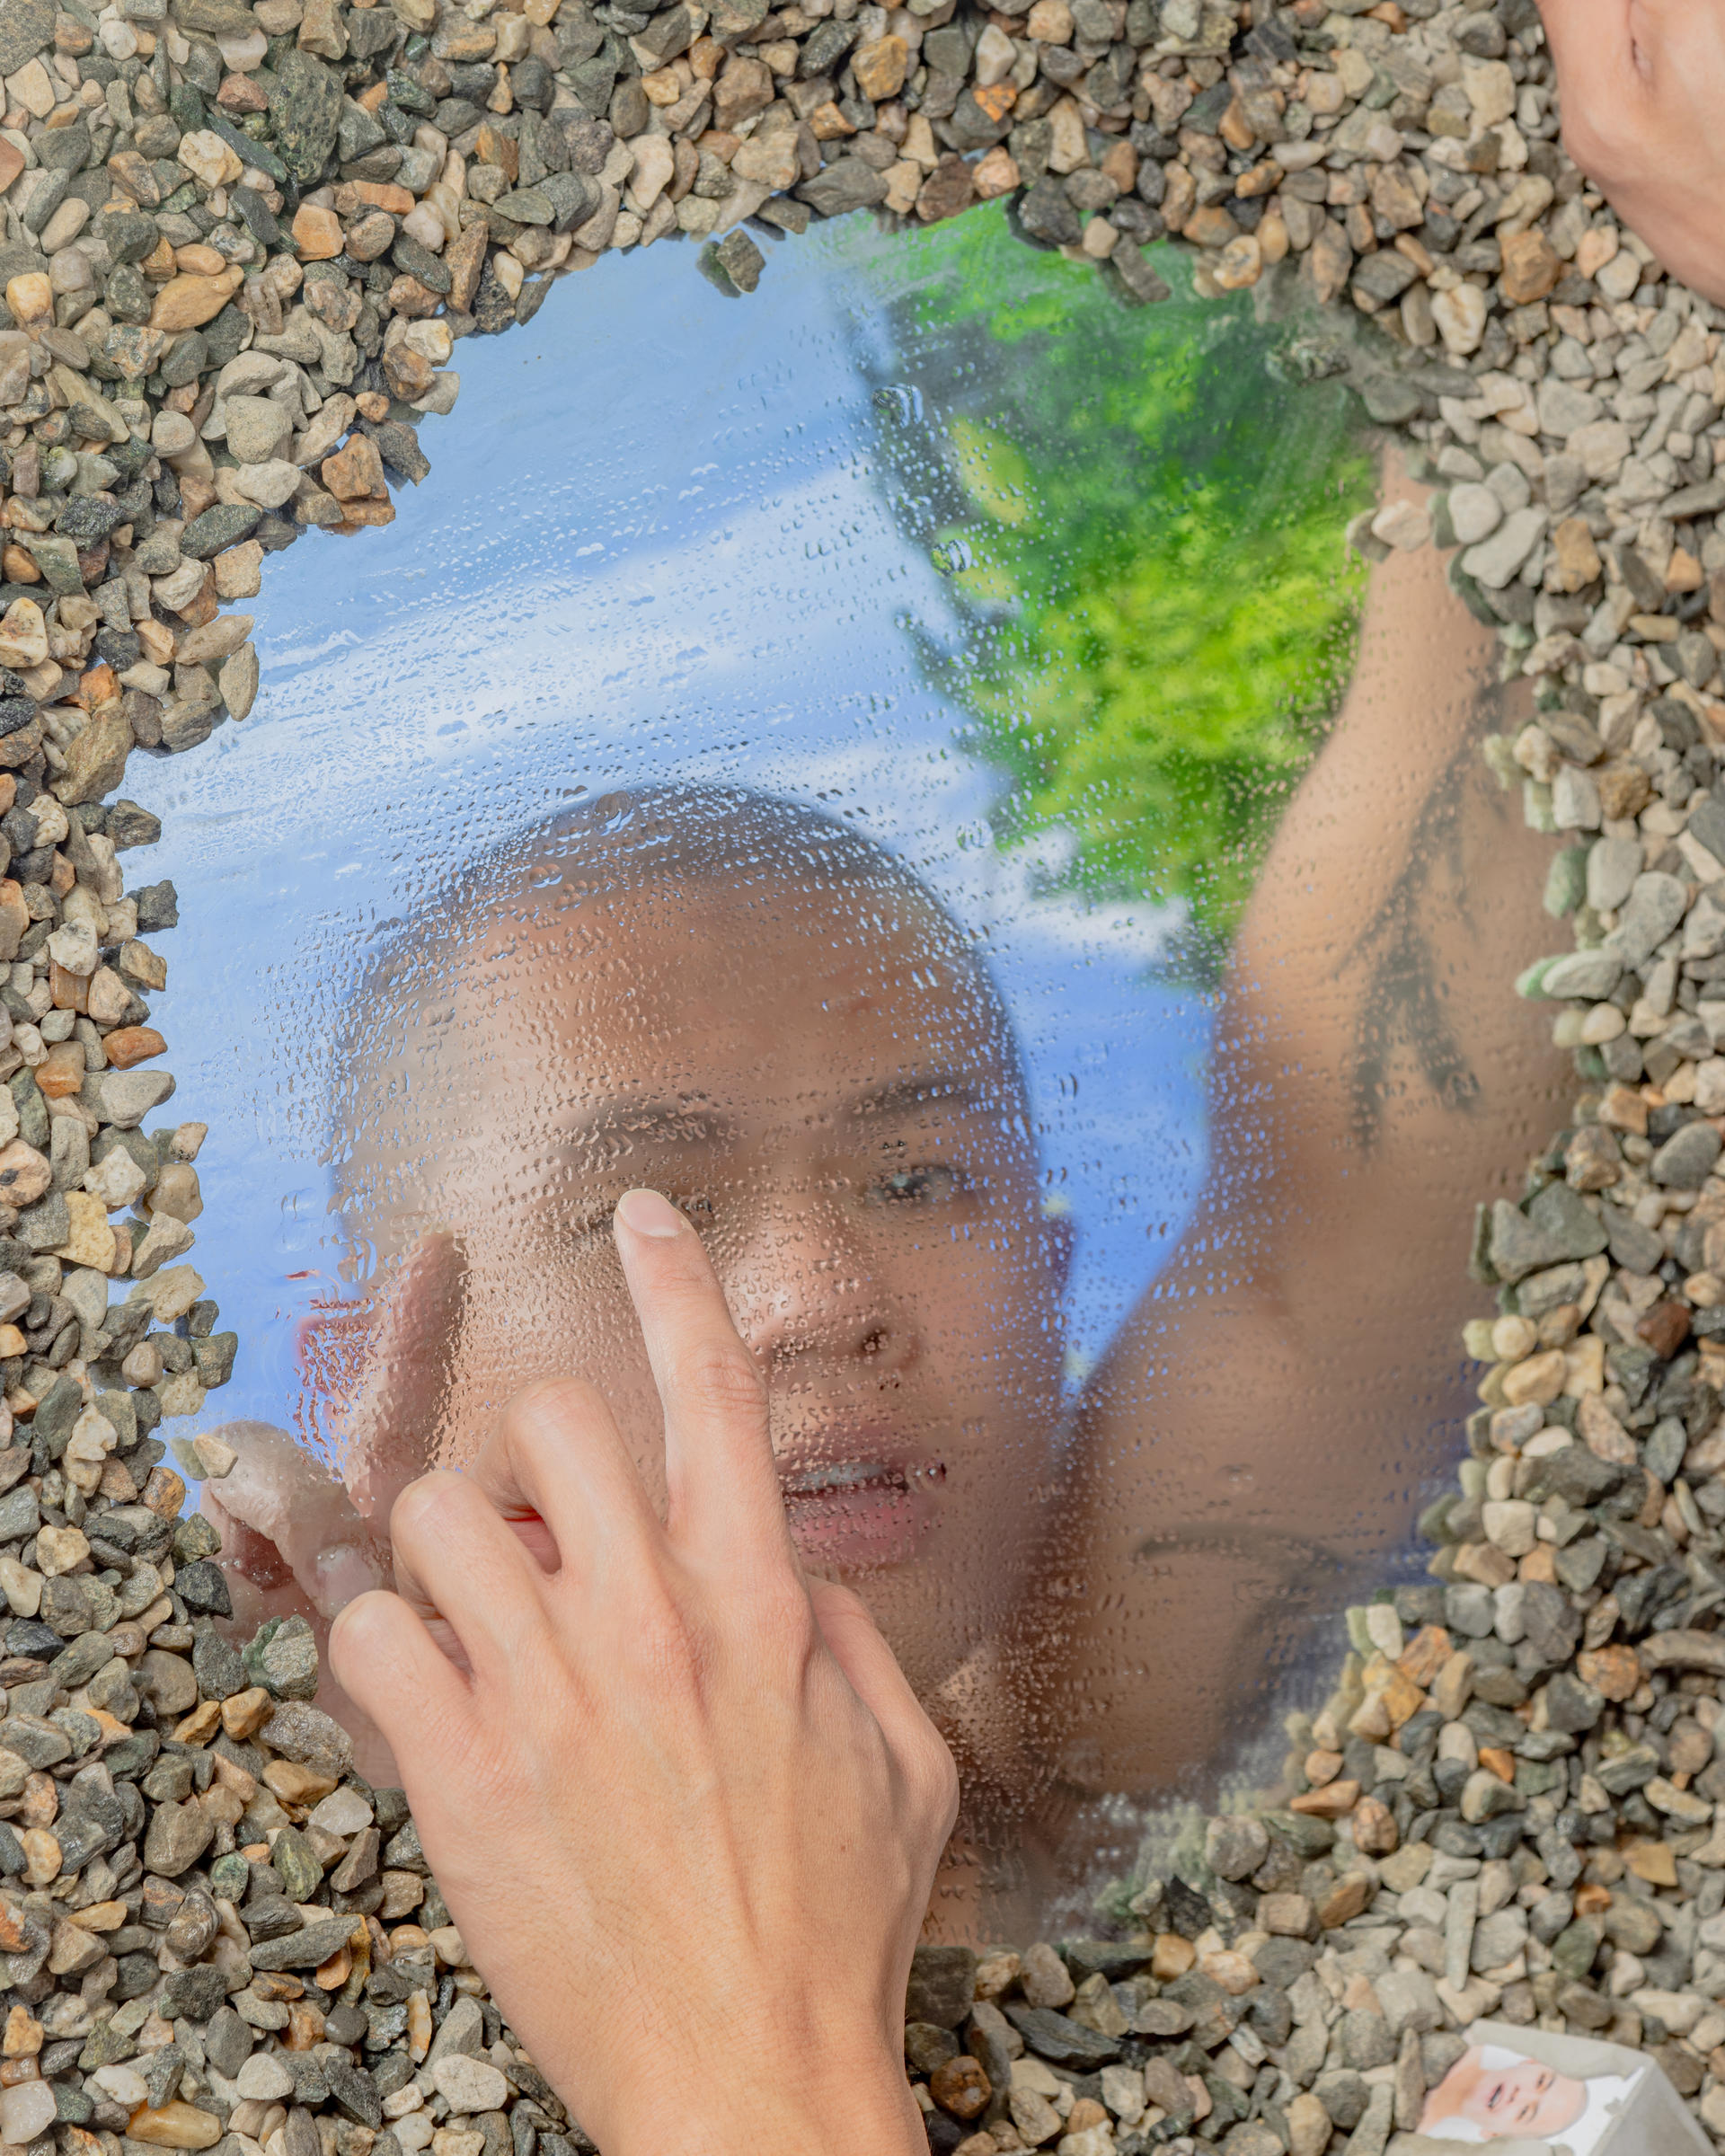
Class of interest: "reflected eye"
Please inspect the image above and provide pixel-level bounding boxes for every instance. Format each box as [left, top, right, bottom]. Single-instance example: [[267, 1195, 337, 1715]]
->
[[564, 1191, 715, 1241], [868, 1165, 968, 1206]]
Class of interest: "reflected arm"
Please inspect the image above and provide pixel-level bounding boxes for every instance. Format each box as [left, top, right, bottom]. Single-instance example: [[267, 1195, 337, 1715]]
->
[[1045, 458, 1569, 1799]]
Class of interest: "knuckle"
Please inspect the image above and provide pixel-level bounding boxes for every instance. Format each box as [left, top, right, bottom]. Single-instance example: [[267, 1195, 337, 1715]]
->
[[748, 1580, 819, 1664], [627, 1580, 706, 1683], [677, 1337, 767, 1421], [921, 1731, 960, 1827], [390, 1469, 464, 1544], [506, 1374, 606, 1431]]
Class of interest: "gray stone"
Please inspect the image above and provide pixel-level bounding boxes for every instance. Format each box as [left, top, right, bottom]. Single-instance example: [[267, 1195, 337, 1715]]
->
[[204, 2006, 252, 2081], [1462, 506, 1546, 588], [425, 1996, 485, 2066], [1609, 870, 1690, 969], [905, 1945, 975, 2028], [1587, 835, 1643, 915], [1205, 1813, 1269, 1882], [0, 1485, 39, 1542], [223, 395, 293, 464], [795, 157, 888, 217], [1652, 1120, 1721, 1188], [244, 1613, 319, 1700], [1488, 1182, 1607, 1283], [247, 1914, 354, 1970], [1015, 176, 1081, 247], [143, 1798, 214, 1878], [1540, 948, 1623, 1000], [0, 0, 52, 71], [269, 49, 342, 184], [1340, 2008, 1395, 2070], [270, 1825, 323, 1904]]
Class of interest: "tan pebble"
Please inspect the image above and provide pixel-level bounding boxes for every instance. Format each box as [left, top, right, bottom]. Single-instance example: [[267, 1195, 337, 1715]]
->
[[149, 268, 243, 331], [852, 32, 907, 99], [0, 598, 46, 670], [972, 146, 1019, 199], [172, 1700, 221, 1745], [1575, 225, 1618, 280], [1199, 1948, 1258, 1995], [128, 2107, 223, 2150], [1291, 1778, 1360, 1819], [3, 274, 49, 323], [220, 1686, 272, 1740], [1, 2009, 40, 2058], [18, 1829, 58, 1886], [176, 130, 243, 188], [1213, 232, 1261, 288], [290, 204, 344, 260], [1018, 1940, 1074, 2010], [262, 1759, 338, 1803]]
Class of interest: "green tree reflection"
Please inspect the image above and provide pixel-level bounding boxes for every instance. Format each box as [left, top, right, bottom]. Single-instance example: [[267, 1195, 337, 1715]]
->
[[863, 206, 1376, 979]]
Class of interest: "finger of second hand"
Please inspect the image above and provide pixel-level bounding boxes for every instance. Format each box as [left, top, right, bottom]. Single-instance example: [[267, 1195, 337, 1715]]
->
[[388, 1471, 553, 1683], [467, 1377, 662, 1586], [205, 1421, 386, 1621], [612, 1188, 798, 1574]]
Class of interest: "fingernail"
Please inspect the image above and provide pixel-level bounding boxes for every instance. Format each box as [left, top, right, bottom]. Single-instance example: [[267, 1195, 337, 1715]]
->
[[616, 1188, 684, 1240]]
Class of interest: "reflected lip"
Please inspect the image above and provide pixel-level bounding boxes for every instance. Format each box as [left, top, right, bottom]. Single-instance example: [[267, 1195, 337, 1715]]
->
[[773, 1428, 945, 1565], [780, 1459, 912, 1498], [773, 1429, 946, 1496]]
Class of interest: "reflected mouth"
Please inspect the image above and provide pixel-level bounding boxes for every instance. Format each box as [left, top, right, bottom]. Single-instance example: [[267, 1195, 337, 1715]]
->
[[775, 1446, 944, 1568], [780, 1459, 910, 1498]]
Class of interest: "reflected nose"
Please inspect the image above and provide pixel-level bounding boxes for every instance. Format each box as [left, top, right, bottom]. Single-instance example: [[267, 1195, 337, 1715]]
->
[[724, 1197, 917, 1383]]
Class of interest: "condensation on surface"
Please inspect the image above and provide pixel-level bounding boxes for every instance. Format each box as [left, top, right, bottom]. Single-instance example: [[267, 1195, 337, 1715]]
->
[[130, 208, 1570, 1936]]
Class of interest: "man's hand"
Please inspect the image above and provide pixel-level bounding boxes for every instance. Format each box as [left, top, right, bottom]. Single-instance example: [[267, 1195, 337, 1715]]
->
[[329, 1188, 957, 2156], [1540, 1, 1725, 304], [199, 1233, 465, 1786]]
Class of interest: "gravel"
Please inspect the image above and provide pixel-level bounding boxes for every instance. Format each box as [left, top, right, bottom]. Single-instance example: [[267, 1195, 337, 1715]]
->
[[0, 0, 1702, 2152]]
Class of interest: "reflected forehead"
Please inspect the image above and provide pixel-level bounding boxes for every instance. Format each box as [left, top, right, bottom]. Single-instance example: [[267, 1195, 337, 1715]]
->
[[464, 873, 1008, 1076]]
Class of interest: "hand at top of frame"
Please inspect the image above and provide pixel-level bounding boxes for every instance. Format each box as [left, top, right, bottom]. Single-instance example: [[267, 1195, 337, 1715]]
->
[[1540, 1, 1725, 305], [329, 1188, 957, 2156]]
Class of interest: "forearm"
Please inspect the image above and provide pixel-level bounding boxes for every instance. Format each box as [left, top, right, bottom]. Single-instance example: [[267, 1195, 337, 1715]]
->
[[616, 2042, 926, 2156], [1051, 480, 1569, 1790]]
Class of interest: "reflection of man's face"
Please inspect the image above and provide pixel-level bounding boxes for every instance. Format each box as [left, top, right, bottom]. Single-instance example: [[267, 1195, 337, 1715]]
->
[[1425, 2050, 1589, 2142], [343, 867, 1068, 1696]]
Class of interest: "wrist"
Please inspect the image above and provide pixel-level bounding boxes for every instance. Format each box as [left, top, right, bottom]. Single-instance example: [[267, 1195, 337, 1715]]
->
[[610, 2031, 926, 2156]]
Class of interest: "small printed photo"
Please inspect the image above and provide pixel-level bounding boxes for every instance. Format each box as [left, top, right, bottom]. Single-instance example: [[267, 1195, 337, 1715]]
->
[[1418, 2044, 1642, 2149]]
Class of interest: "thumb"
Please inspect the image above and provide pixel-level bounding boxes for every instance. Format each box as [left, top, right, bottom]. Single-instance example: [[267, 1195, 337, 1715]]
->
[[202, 1419, 389, 1621], [808, 1580, 958, 1828]]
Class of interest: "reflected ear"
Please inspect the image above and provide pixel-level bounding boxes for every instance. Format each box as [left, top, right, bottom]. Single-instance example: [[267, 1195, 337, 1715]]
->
[[1041, 1202, 1076, 1294], [344, 1229, 468, 1521]]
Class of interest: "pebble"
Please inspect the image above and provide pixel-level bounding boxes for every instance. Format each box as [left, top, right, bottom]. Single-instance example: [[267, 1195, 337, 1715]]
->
[[431, 2054, 510, 2115]]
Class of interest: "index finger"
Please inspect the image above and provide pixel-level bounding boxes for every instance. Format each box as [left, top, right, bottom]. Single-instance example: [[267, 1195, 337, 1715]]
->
[[611, 1188, 795, 1569]]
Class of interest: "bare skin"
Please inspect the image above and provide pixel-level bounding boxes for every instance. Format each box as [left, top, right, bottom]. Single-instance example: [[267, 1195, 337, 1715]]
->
[[1537, 1, 1725, 307], [336, 1188, 955, 2156], [1039, 464, 1569, 1813], [207, 460, 1568, 1934]]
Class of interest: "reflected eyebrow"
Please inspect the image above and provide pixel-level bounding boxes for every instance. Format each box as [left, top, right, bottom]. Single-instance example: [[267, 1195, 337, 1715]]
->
[[558, 1096, 734, 1150], [846, 1071, 999, 1121]]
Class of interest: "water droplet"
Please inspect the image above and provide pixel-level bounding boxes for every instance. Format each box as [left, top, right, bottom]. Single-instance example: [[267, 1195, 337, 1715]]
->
[[873, 384, 924, 423]]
